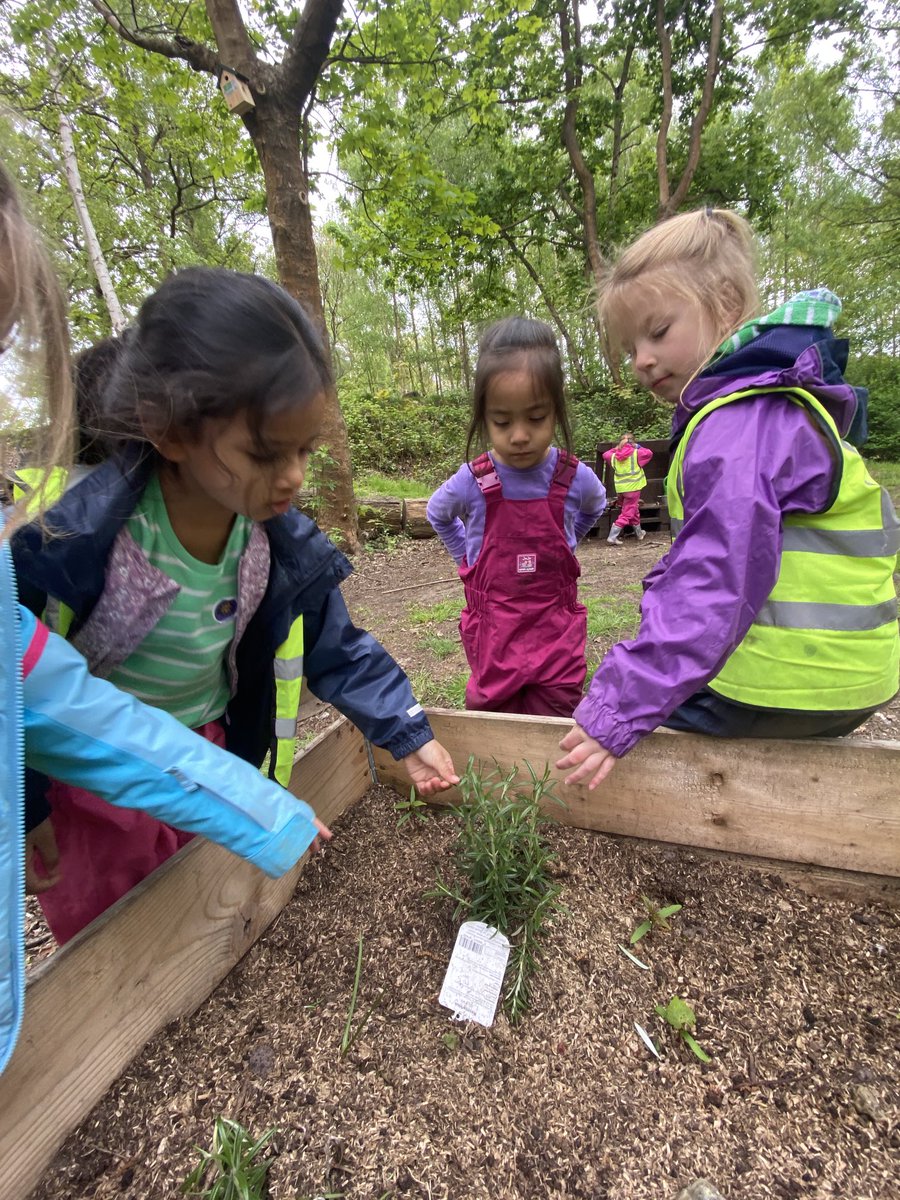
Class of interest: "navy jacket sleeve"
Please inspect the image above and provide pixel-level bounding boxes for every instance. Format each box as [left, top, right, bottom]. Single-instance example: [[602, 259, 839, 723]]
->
[[302, 587, 434, 759]]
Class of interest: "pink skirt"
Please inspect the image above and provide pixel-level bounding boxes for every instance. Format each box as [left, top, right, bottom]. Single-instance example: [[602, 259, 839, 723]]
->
[[37, 719, 225, 945]]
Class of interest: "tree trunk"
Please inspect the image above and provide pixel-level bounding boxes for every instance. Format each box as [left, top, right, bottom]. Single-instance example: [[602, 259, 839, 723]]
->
[[55, 92, 128, 334], [251, 98, 358, 548]]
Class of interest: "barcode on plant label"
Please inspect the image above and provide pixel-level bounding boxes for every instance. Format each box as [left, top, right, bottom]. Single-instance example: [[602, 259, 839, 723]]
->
[[459, 937, 483, 954]]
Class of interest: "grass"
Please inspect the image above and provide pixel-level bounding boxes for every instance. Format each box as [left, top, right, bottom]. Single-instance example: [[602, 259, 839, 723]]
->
[[408, 596, 464, 625], [408, 668, 469, 709], [867, 459, 900, 507], [428, 758, 566, 1023], [422, 628, 458, 657], [355, 471, 433, 499], [584, 593, 640, 642], [182, 1118, 277, 1199]]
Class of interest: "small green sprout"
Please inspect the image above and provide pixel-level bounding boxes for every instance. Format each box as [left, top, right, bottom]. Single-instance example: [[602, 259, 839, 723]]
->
[[340, 934, 382, 1057], [181, 1117, 277, 1199], [629, 894, 683, 944], [654, 995, 711, 1062], [395, 785, 429, 828]]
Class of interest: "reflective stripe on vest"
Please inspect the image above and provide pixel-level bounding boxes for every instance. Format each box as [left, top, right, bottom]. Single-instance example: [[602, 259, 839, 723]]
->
[[667, 385, 900, 711], [611, 450, 647, 494], [272, 614, 305, 787]]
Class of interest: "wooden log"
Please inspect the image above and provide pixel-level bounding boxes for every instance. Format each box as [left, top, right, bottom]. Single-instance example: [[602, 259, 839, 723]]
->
[[0, 719, 369, 1200], [402, 497, 436, 538], [358, 497, 404, 537], [372, 710, 900, 880]]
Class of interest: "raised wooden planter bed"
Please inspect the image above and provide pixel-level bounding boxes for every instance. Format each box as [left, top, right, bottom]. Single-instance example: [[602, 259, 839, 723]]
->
[[2, 713, 898, 1198]]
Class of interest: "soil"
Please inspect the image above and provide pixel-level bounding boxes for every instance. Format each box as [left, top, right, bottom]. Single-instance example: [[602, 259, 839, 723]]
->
[[25, 531, 900, 1200], [30, 783, 900, 1200]]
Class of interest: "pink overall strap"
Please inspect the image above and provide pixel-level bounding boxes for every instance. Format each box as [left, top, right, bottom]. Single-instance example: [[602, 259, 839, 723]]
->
[[21, 616, 49, 679], [549, 449, 579, 498], [469, 452, 502, 497]]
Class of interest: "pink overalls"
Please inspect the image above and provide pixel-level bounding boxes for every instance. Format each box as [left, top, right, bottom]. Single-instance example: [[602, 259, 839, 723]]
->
[[459, 451, 588, 717]]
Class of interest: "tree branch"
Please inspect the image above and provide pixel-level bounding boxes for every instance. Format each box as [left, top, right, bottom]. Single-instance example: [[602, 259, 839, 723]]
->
[[88, 1, 220, 74], [282, 0, 346, 112]]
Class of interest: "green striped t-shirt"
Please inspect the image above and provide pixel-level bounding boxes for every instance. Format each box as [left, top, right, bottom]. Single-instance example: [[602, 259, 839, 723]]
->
[[107, 473, 252, 727]]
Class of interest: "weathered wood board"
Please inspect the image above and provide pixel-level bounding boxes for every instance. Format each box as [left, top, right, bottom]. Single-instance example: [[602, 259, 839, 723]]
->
[[373, 710, 900, 879], [0, 718, 370, 1200]]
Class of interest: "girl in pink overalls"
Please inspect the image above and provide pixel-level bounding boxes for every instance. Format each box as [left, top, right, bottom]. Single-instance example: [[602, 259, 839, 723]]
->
[[427, 318, 607, 717]]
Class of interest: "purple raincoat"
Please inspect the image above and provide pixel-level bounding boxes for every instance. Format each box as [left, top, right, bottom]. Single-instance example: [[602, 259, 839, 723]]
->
[[574, 325, 869, 757]]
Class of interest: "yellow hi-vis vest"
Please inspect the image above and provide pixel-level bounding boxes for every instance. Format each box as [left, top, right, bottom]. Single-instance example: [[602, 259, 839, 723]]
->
[[11, 466, 69, 514], [611, 449, 647, 494], [667, 386, 900, 711], [272, 614, 305, 787]]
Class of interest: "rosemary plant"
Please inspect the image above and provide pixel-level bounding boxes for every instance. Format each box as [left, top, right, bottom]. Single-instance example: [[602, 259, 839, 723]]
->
[[429, 757, 566, 1022]]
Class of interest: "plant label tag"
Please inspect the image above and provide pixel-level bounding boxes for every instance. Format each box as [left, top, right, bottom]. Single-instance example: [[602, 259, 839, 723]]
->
[[439, 921, 510, 1027]]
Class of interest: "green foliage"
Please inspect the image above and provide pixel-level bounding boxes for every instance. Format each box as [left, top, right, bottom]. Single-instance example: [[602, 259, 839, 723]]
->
[[428, 759, 566, 1022], [422, 633, 458, 660], [408, 597, 465, 625], [853, 357, 900, 462], [408, 668, 469, 710], [654, 995, 711, 1063], [340, 934, 382, 1057], [395, 785, 430, 828], [585, 595, 640, 643], [629, 895, 683, 945], [339, 382, 469, 478], [182, 1118, 277, 1199], [355, 472, 433, 499]]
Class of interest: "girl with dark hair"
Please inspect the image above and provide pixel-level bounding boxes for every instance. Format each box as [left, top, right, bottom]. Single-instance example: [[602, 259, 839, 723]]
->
[[427, 316, 606, 716], [13, 266, 457, 944]]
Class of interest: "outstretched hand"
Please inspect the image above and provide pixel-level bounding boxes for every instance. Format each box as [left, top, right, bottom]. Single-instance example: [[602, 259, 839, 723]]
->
[[25, 817, 61, 894], [556, 724, 618, 790], [403, 739, 460, 796]]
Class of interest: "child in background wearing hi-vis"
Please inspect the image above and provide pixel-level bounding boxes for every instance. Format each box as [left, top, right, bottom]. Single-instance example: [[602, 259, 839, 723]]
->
[[557, 207, 899, 789], [603, 432, 653, 545], [427, 317, 607, 717], [13, 267, 458, 944]]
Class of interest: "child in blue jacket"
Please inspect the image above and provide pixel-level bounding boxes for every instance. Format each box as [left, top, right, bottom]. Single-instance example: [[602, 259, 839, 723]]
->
[[0, 159, 330, 1074]]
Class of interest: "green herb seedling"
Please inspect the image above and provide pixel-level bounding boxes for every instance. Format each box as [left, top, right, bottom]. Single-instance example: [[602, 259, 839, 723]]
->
[[629, 894, 683, 944], [428, 757, 566, 1023], [340, 934, 382, 1057], [181, 1117, 277, 1199], [395, 785, 429, 828], [654, 995, 712, 1062]]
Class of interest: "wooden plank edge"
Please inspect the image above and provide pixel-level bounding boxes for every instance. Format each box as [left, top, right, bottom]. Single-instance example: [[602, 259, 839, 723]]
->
[[0, 718, 369, 1200], [372, 709, 900, 879]]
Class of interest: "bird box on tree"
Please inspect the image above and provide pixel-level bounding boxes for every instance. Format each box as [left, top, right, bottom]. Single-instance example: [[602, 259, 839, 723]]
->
[[218, 67, 254, 115]]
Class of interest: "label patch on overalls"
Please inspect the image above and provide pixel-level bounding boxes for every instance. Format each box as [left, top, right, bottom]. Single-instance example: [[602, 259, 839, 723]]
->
[[517, 554, 537, 574]]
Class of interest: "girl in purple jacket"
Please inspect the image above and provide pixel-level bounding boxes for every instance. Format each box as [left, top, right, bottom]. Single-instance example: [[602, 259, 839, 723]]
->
[[427, 317, 607, 716], [559, 208, 899, 788]]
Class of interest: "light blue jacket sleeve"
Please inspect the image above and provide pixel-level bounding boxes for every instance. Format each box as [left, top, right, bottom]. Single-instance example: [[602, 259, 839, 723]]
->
[[20, 606, 319, 878]]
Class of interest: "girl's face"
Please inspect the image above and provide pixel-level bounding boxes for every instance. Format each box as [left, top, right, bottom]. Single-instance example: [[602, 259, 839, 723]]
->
[[621, 276, 723, 404], [159, 392, 326, 524], [484, 367, 556, 469]]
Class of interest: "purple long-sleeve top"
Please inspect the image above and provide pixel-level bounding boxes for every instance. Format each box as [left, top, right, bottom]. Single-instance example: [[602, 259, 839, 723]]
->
[[427, 448, 607, 566], [574, 328, 865, 758]]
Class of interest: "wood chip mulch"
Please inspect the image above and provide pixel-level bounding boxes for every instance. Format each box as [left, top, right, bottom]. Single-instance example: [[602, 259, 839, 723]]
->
[[32, 785, 899, 1200]]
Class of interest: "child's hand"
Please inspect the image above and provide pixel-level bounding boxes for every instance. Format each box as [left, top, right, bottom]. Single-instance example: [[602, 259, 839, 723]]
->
[[25, 817, 61, 894], [402, 739, 460, 795], [311, 817, 333, 855], [556, 725, 618, 789]]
